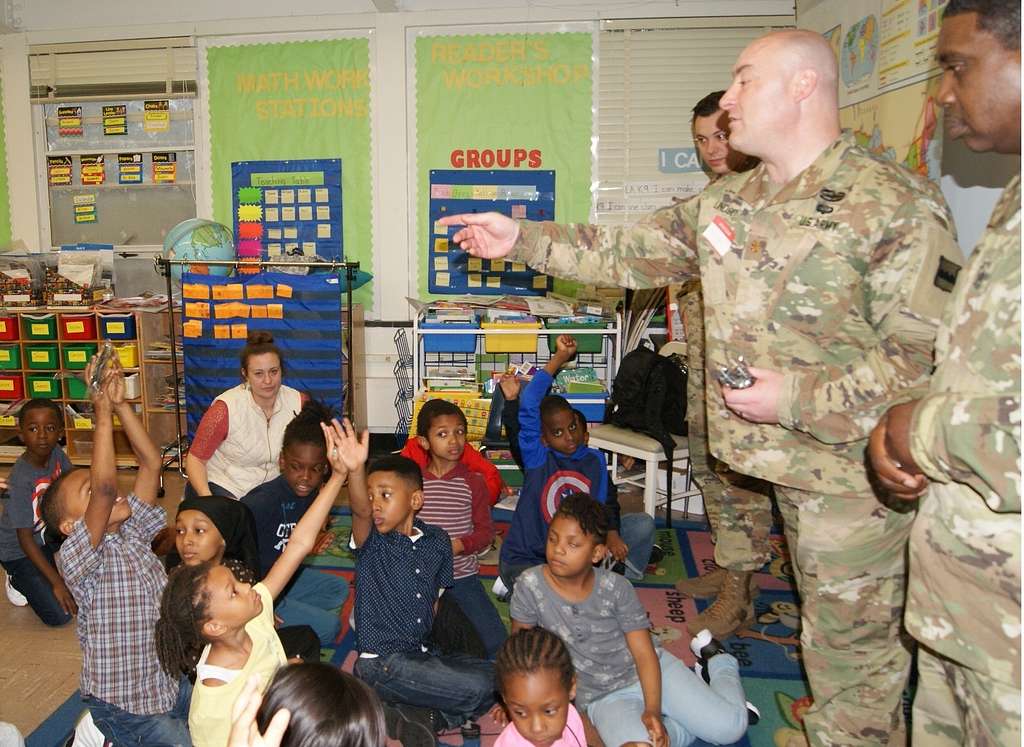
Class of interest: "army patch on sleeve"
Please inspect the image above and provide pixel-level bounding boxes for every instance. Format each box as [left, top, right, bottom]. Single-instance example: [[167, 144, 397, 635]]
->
[[933, 256, 961, 292]]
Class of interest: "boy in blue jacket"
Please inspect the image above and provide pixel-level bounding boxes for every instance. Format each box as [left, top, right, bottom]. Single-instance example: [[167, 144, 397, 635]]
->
[[498, 335, 656, 592]]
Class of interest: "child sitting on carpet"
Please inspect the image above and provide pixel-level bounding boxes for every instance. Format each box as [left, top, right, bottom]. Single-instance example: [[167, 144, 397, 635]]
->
[[241, 400, 349, 646], [40, 358, 190, 746], [154, 421, 349, 747], [500, 372, 660, 583], [410, 398, 505, 658], [510, 493, 754, 747], [330, 419, 495, 746], [227, 663, 388, 747], [167, 494, 320, 663], [0, 398, 75, 627], [493, 627, 586, 747], [498, 335, 656, 593]]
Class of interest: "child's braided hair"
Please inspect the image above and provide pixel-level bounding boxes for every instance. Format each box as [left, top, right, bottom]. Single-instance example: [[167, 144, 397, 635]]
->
[[154, 562, 215, 678], [495, 626, 575, 694]]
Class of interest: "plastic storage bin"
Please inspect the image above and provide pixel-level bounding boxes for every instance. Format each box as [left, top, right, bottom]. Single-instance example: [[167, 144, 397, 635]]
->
[[98, 314, 137, 340], [25, 344, 59, 370], [22, 314, 57, 340], [565, 393, 609, 423], [65, 376, 88, 400], [62, 343, 98, 370], [0, 374, 23, 400], [60, 314, 97, 340], [26, 374, 59, 398], [114, 343, 138, 368], [421, 321, 479, 353], [481, 321, 542, 353], [546, 320, 607, 354], [0, 345, 20, 370], [0, 316, 19, 341]]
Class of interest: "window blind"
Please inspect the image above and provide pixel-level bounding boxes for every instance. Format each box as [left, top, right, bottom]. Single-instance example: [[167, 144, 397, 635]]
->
[[596, 16, 792, 224], [29, 38, 196, 101]]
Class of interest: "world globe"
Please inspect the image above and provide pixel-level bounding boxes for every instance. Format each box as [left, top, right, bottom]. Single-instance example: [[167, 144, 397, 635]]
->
[[162, 218, 236, 281]]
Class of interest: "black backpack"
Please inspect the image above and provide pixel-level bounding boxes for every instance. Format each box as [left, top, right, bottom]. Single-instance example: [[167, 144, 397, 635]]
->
[[605, 342, 688, 454]]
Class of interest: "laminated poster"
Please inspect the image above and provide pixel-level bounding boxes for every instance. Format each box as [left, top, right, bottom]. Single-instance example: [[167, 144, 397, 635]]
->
[[47, 156, 72, 186], [143, 100, 170, 132], [102, 104, 127, 136], [73, 194, 97, 224], [118, 153, 143, 184], [152, 152, 177, 183], [80, 155, 105, 186], [57, 106, 83, 137]]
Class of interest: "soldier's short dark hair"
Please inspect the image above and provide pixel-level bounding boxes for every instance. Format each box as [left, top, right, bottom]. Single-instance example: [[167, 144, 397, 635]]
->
[[944, 0, 1020, 51], [691, 91, 726, 124]]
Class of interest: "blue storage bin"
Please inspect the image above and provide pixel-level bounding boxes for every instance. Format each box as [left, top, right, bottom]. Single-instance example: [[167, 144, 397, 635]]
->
[[565, 393, 608, 423], [98, 314, 137, 340], [421, 321, 479, 353]]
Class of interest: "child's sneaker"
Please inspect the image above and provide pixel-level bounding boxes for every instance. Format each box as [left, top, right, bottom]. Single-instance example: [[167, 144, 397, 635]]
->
[[4, 573, 27, 607], [382, 703, 437, 747], [745, 701, 761, 726], [689, 628, 727, 685], [648, 543, 665, 566]]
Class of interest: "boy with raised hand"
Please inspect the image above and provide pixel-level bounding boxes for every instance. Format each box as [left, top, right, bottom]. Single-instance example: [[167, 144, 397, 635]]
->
[[40, 357, 190, 746], [330, 418, 495, 746], [0, 399, 75, 626]]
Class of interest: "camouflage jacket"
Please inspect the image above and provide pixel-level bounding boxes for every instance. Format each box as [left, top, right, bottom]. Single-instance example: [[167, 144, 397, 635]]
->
[[513, 131, 962, 494], [905, 174, 1021, 684]]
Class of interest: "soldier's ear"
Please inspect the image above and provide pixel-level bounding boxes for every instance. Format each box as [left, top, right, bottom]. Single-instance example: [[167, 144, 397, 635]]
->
[[792, 68, 819, 103]]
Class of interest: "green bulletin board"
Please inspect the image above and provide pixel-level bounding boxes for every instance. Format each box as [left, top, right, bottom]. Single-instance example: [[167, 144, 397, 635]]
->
[[205, 37, 373, 307], [415, 32, 593, 298]]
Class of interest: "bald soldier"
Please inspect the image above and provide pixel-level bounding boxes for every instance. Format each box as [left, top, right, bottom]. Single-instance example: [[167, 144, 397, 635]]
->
[[869, 1, 1021, 744], [441, 30, 963, 746]]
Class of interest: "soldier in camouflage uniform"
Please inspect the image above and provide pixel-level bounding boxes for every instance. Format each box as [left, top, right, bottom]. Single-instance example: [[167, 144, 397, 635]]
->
[[868, 2, 1020, 744], [674, 91, 773, 641], [442, 29, 964, 746]]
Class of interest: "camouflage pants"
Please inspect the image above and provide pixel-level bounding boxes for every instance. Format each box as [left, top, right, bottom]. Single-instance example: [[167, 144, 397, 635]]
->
[[775, 485, 914, 747], [686, 321, 772, 571], [914, 645, 1021, 746]]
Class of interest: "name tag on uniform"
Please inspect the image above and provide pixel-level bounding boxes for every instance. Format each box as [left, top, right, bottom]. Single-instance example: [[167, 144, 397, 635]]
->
[[703, 216, 735, 257]]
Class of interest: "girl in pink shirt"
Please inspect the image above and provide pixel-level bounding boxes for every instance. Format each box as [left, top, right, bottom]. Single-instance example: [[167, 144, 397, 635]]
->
[[494, 628, 589, 747]]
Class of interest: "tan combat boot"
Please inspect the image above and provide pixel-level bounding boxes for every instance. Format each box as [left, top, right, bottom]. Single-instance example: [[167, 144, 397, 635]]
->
[[685, 570, 756, 639], [675, 566, 758, 599]]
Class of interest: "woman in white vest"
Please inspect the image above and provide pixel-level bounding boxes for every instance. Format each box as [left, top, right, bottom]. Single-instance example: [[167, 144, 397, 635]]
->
[[184, 331, 304, 499]]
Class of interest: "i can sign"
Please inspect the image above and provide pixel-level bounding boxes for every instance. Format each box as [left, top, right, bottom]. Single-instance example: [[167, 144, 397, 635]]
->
[[658, 147, 702, 174]]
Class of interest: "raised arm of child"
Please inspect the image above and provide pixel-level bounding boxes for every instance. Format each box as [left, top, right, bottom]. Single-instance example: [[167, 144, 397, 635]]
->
[[329, 418, 371, 549], [102, 358, 162, 505], [83, 358, 119, 548], [518, 335, 578, 469], [261, 425, 349, 600], [624, 629, 669, 747]]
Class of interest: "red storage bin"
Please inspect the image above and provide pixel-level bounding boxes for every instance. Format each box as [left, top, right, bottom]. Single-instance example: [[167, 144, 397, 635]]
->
[[60, 314, 97, 340], [0, 316, 18, 341], [0, 374, 24, 400]]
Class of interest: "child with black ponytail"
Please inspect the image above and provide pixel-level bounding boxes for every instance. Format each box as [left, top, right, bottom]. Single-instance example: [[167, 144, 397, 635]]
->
[[156, 420, 350, 747]]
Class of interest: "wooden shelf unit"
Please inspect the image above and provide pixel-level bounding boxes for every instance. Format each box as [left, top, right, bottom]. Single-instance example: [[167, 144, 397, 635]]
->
[[0, 309, 184, 466]]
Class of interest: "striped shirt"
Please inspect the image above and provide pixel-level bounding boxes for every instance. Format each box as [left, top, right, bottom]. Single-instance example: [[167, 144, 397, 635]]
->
[[418, 462, 494, 580], [57, 495, 178, 715]]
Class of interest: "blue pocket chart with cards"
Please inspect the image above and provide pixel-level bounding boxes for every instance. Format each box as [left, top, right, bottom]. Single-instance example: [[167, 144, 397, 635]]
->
[[428, 169, 554, 295]]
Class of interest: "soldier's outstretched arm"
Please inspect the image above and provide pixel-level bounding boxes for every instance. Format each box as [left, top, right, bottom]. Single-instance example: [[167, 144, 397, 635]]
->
[[776, 198, 963, 444], [445, 200, 701, 289], [911, 392, 1021, 512]]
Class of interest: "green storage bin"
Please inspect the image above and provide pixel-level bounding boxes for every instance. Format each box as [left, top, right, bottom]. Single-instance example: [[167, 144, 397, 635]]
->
[[26, 374, 59, 398], [546, 321, 607, 354], [0, 345, 20, 370], [62, 343, 98, 370], [25, 344, 59, 370], [65, 376, 88, 400], [22, 314, 57, 340]]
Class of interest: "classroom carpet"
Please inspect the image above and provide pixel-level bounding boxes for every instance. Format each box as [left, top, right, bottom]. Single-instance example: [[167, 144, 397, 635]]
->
[[29, 507, 812, 747]]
